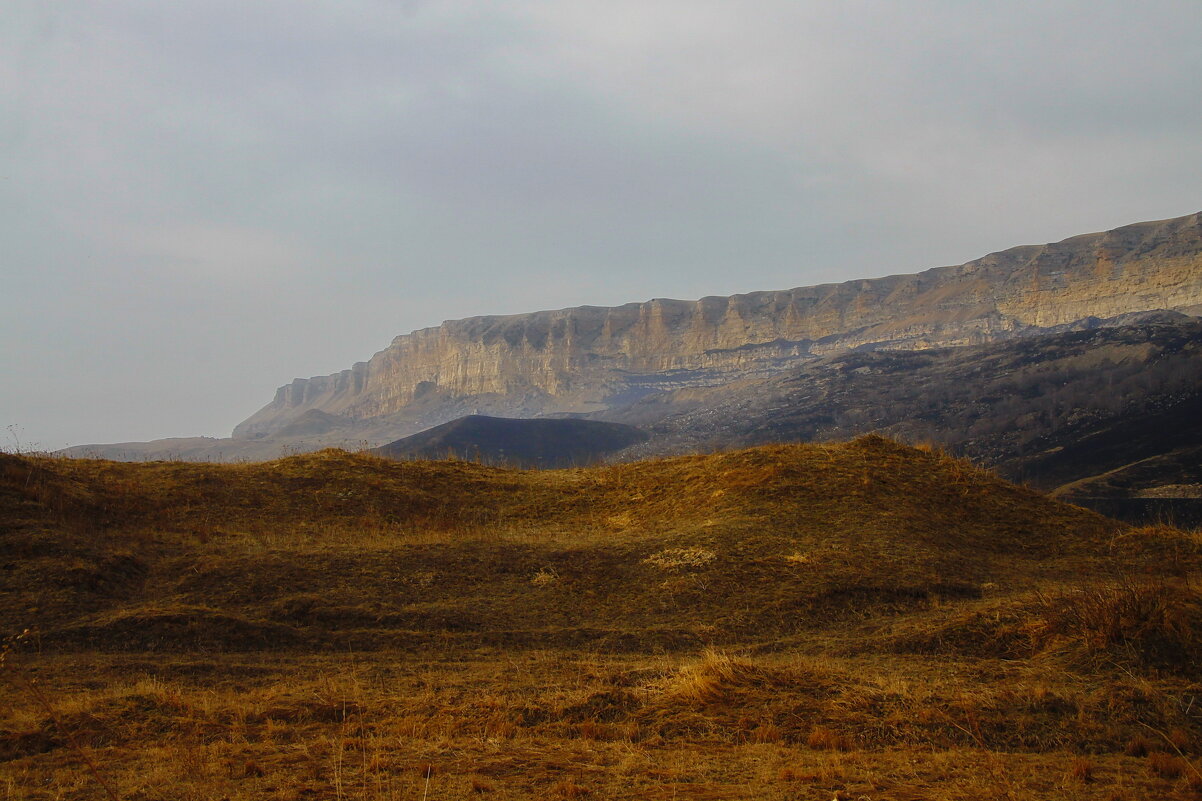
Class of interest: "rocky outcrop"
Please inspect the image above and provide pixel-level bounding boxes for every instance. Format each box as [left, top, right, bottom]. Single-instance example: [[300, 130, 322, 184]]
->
[[233, 211, 1201, 439]]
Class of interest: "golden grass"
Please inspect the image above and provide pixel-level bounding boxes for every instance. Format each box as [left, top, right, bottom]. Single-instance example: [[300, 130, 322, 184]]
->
[[3, 438, 1202, 798]]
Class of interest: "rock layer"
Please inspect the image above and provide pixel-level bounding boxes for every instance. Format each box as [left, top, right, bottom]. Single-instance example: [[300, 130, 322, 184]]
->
[[235, 212, 1202, 438]]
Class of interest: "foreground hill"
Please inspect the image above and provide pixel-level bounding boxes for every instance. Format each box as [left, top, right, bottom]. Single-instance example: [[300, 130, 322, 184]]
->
[[371, 415, 649, 467], [2, 437, 1122, 649], [5, 441, 1202, 798]]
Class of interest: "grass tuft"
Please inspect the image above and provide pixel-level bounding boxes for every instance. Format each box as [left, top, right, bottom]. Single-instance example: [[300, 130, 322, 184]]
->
[[1147, 751, 1186, 779], [1068, 756, 1094, 782], [806, 727, 853, 752]]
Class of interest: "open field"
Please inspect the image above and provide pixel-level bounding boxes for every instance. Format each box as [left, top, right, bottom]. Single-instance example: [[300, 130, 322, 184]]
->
[[4, 438, 1202, 799]]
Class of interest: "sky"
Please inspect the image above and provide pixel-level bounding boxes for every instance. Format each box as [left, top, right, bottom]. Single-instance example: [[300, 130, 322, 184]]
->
[[2, 0, 1201, 450]]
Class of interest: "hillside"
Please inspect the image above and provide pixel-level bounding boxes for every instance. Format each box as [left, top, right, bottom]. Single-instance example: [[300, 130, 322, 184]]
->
[[0, 438, 1120, 648], [234, 211, 1202, 441], [371, 415, 649, 467], [605, 317, 1202, 514], [62, 211, 1202, 462], [5, 443, 1202, 798]]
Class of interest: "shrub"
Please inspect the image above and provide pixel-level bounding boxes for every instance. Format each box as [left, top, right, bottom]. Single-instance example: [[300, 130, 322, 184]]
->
[[1032, 581, 1202, 675], [1147, 751, 1185, 779], [1068, 756, 1093, 782], [530, 567, 559, 586]]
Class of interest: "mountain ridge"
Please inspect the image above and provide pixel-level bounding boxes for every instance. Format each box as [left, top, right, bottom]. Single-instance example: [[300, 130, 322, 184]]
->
[[233, 211, 1202, 440]]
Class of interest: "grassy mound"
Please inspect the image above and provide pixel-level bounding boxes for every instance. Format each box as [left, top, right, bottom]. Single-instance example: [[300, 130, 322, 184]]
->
[[0, 437, 1128, 650]]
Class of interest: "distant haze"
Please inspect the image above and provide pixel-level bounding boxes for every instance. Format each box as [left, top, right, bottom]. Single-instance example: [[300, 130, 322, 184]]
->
[[2, 1, 1200, 450]]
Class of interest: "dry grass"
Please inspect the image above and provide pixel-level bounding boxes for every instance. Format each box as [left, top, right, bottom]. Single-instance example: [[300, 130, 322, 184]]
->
[[5, 647, 1202, 799], [1028, 580, 1202, 676], [3, 438, 1202, 798], [1148, 751, 1187, 779], [1068, 756, 1094, 782], [807, 727, 854, 752]]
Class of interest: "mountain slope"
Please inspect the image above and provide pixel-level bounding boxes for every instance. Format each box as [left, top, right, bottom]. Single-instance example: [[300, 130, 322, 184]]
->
[[605, 318, 1202, 500]]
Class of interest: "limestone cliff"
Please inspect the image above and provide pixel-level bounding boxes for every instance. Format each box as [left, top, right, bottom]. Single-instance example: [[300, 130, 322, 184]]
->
[[234, 211, 1202, 439]]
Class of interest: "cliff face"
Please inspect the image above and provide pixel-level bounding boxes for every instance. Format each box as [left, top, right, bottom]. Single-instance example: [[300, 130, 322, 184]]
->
[[234, 212, 1202, 439]]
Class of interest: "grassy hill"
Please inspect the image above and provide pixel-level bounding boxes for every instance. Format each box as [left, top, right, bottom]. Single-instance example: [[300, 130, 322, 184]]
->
[[3, 440, 1202, 799]]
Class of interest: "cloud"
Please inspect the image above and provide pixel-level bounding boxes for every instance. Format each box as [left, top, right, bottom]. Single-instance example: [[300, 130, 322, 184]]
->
[[1, 0, 1199, 447], [96, 222, 312, 284]]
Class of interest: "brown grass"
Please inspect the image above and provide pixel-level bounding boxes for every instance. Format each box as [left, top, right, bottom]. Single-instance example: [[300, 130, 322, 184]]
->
[[1148, 751, 1186, 779], [550, 779, 591, 798], [1030, 580, 1202, 675], [1068, 756, 1094, 782], [3, 439, 1201, 799], [806, 727, 853, 751], [1125, 735, 1155, 757]]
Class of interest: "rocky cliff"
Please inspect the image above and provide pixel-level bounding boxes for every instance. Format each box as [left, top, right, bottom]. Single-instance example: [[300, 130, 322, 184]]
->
[[233, 211, 1202, 439]]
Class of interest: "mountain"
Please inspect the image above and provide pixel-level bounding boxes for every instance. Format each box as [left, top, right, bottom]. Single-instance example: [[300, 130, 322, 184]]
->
[[371, 415, 649, 467], [232, 211, 1202, 444], [601, 316, 1202, 522], [60, 210, 1202, 462]]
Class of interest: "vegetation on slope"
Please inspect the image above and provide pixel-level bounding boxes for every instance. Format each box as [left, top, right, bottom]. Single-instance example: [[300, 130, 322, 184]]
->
[[3, 440, 1202, 799]]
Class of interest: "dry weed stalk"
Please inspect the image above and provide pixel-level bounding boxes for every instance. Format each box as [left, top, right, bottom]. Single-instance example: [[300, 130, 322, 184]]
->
[[1, 630, 121, 801], [1139, 720, 1202, 785]]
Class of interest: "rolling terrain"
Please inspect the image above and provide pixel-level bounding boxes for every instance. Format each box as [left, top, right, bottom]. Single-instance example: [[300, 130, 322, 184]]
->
[[5, 442, 1202, 798]]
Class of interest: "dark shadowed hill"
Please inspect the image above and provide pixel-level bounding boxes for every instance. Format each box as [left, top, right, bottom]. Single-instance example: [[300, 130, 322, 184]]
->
[[371, 415, 649, 467]]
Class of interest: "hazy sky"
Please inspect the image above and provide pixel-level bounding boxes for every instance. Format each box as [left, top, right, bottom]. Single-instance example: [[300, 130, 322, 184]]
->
[[3, 1, 1201, 449]]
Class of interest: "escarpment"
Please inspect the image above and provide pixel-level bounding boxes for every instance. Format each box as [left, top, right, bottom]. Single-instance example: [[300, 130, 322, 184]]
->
[[234, 212, 1202, 439]]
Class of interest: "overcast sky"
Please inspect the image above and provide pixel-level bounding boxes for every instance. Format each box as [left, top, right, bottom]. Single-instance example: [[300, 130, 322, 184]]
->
[[2, 0, 1200, 450]]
